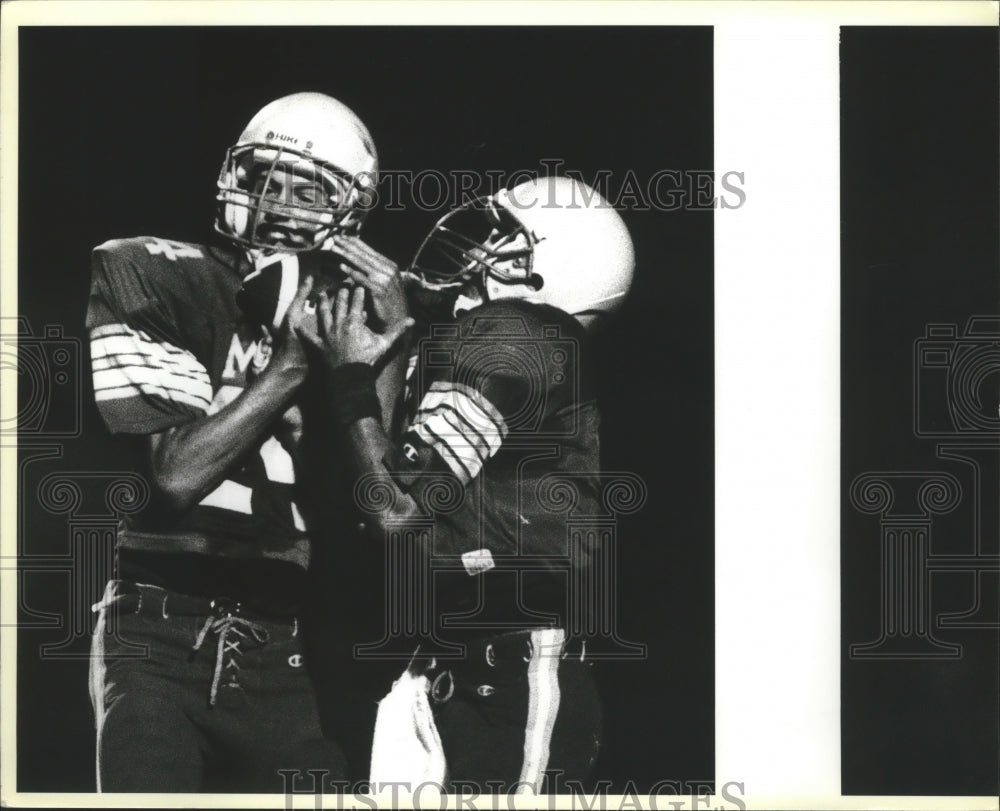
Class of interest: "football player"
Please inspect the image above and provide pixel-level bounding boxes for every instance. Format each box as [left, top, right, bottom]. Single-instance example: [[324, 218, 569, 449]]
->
[[86, 92, 405, 791], [296, 176, 635, 792]]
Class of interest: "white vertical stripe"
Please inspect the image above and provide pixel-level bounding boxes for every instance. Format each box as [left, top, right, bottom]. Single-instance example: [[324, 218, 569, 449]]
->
[[273, 254, 300, 329], [89, 581, 113, 793], [715, 20, 840, 799], [516, 627, 564, 793], [290, 501, 306, 532]]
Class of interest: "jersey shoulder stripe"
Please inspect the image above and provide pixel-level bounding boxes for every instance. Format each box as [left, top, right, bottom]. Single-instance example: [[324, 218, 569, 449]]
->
[[90, 321, 212, 415], [415, 382, 508, 443], [419, 403, 492, 457], [410, 380, 510, 484], [417, 420, 477, 484]]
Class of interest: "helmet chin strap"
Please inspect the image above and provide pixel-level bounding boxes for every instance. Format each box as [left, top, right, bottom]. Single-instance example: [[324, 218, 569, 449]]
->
[[451, 273, 539, 317]]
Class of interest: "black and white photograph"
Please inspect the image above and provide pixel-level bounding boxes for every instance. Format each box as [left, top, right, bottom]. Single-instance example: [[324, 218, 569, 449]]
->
[[0, 2, 996, 810], [5, 11, 715, 804]]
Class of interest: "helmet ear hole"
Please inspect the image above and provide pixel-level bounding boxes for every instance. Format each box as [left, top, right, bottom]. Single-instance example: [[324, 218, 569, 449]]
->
[[527, 273, 545, 291]]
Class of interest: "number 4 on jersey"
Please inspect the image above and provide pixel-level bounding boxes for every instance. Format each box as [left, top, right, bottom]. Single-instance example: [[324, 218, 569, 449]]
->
[[144, 238, 204, 262]]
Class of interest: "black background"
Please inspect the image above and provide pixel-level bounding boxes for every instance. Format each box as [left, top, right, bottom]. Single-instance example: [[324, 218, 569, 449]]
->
[[841, 28, 999, 795], [16, 27, 714, 793]]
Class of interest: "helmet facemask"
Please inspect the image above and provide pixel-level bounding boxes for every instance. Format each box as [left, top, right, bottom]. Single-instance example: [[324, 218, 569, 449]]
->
[[407, 197, 539, 297], [408, 177, 635, 326], [216, 144, 376, 253]]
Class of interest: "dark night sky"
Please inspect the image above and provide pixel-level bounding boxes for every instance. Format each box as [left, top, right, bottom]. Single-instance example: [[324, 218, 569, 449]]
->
[[840, 27, 999, 797]]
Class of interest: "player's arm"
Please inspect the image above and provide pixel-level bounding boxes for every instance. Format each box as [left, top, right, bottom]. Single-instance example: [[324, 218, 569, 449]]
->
[[331, 235, 411, 434], [333, 234, 409, 434], [144, 280, 318, 511], [298, 285, 418, 529]]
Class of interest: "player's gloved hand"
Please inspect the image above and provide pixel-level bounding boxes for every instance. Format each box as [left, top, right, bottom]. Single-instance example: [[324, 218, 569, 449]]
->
[[299, 285, 413, 369], [262, 275, 316, 385], [331, 235, 409, 327]]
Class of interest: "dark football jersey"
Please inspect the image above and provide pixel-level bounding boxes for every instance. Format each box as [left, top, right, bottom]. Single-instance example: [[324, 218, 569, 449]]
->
[[387, 299, 603, 634], [86, 236, 311, 576]]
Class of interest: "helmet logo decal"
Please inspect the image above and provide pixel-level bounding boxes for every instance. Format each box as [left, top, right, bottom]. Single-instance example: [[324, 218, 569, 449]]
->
[[264, 130, 299, 145]]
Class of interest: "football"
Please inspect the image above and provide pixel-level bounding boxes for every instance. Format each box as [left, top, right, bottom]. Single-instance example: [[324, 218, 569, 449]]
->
[[236, 251, 348, 329]]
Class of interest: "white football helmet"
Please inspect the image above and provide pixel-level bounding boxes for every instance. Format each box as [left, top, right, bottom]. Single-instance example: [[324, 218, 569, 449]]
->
[[215, 92, 378, 253], [408, 176, 635, 325]]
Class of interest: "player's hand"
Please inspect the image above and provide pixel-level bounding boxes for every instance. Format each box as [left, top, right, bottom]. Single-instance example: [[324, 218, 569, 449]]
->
[[332, 235, 409, 327], [299, 285, 413, 369], [265, 275, 316, 383]]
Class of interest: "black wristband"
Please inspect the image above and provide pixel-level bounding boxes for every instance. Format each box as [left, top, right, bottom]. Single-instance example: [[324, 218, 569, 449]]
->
[[326, 362, 381, 432]]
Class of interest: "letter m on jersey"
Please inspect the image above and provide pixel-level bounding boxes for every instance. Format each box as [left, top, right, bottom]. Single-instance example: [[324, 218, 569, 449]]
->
[[223, 334, 260, 381]]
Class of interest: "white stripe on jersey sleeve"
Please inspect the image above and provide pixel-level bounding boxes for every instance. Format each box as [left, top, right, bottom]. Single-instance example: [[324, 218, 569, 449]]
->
[[410, 380, 509, 484], [417, 381, 508, 440], [94, 381, 213, 411], [415, 416, 480, 483], [91, 351, 206, 382], [90, 322, 212, 410]]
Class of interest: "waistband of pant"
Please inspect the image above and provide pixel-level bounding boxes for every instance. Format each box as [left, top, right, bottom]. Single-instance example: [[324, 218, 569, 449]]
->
[[93, 580, 299, 625], [411, 629, 589, 704], [414, 628, 589, 672]]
